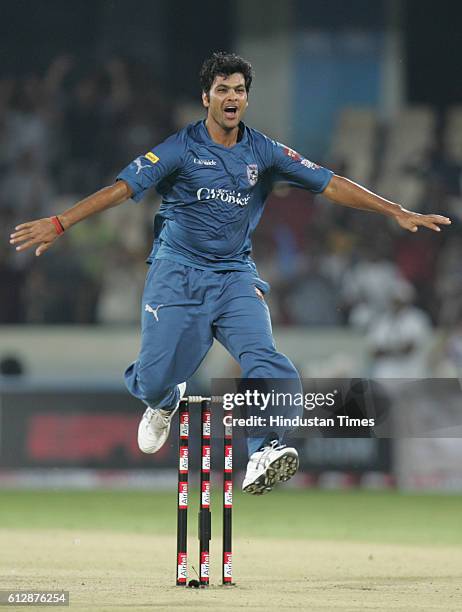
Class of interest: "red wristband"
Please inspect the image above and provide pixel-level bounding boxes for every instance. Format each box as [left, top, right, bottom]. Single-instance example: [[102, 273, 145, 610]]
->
[[50, 216, 65, 235]]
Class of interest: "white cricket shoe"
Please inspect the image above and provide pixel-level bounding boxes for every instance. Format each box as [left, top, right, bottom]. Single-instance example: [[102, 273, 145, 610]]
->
[[242, 440, 299, 495], [137, 383, 187, 454]]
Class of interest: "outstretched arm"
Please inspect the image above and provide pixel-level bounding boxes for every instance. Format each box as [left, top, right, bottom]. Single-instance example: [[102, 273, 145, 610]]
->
[[323, 174, 451, 232], [10, 180, 133, 256]]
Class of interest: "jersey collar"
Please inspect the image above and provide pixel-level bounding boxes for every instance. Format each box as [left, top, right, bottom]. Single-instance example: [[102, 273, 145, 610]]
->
[[199, 120, 248, 150]]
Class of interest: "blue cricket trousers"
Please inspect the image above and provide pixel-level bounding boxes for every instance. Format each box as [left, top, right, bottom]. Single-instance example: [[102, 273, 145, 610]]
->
[[125, 259, 301, 452]]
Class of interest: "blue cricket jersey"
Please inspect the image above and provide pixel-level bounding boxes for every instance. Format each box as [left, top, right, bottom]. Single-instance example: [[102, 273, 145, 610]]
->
[[116, 120, 333, 272]]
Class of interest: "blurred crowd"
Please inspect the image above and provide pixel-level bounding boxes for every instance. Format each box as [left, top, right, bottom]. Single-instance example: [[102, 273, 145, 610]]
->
[[1, 57, 461, 346], [0, 55, 174, 324]]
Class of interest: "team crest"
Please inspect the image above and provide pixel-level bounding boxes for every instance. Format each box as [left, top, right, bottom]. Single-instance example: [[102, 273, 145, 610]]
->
[[247, 164, 258, 186]]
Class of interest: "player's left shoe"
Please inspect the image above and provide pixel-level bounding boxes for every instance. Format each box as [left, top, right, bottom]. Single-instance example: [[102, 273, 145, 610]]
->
[[242, 440, 299, 495]]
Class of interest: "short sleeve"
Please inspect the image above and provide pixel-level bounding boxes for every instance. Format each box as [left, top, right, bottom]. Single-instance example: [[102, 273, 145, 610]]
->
[[270, 140, 333, 193], [116, 131, 186, 202]]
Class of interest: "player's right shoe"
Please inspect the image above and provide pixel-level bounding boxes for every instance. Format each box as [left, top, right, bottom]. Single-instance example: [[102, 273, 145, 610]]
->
[[242, 440, 299, 495], [137, 383, 187, 454]]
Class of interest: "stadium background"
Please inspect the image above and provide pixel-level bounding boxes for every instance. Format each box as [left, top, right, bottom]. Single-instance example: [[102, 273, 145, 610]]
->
[[1, 2, 462, 609]]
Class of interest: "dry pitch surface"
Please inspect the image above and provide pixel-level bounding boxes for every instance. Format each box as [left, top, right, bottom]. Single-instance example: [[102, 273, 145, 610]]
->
[[2, 529, 462, 611]]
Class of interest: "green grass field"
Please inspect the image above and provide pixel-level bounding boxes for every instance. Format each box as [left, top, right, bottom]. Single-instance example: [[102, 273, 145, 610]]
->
[[1, 489, 462, 611], [1, 489, 462, 546]]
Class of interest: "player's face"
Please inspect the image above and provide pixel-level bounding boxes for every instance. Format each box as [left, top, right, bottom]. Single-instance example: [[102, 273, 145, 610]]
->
[[202, 73, 248, 131]]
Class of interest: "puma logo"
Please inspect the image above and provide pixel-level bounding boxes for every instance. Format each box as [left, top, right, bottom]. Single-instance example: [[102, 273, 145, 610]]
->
[[134, 157, 151, 175], [145, 303, 164, 321]]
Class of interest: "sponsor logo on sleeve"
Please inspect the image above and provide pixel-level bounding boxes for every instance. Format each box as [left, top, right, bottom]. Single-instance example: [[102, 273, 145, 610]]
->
[[134, 157, 151, 174], [282, 145, 302, 161], [145, 151, 160, 164], [300, 158, 320, 170], [279, 143, 320, 169]]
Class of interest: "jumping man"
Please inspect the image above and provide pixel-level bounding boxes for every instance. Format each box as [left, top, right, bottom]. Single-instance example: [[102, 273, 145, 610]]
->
[[10, 52, 451, 494]]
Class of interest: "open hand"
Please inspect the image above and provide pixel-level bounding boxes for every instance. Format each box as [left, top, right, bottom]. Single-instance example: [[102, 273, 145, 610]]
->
[[10, 218, 61, 256], [395, 209, 451, 233]]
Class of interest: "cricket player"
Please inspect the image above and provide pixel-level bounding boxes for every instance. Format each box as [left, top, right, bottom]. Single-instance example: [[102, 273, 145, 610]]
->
[[10, 52, 451, 494]]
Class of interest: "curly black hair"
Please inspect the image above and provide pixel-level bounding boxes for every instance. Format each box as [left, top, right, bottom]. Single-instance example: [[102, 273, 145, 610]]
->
[[200, 52, 253, 95]]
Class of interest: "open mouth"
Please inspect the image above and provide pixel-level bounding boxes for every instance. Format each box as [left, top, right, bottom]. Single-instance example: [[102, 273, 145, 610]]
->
[[223, 106, 238, 119]]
